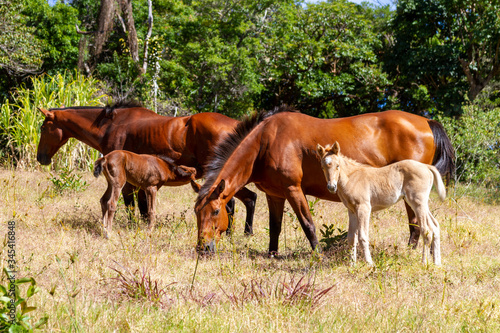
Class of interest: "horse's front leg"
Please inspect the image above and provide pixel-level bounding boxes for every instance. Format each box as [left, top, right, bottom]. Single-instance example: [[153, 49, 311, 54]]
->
[[234, 187, 258, 235], [356, 204, 373, 265], [285, 186, 319, 252], [122, 182, 136, 221], [347, 210, 358, 264], [225, 197, 235, 236], [145, 187, 157, 231], [266, 194, 286, 255], [99, 184, 113, 239]]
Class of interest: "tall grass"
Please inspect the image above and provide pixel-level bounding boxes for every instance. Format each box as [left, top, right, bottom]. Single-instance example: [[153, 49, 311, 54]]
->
[[1, 171, 499, 332], [0, 71, 105, 170]]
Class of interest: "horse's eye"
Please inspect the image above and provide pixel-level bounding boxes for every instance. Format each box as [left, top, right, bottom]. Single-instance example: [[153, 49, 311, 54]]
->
[[213, 209, 220, 216], [336, 165, 340, 170]]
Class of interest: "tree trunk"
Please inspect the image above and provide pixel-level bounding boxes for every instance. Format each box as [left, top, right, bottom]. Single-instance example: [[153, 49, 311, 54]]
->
[[119, 0, 140, 65], [93, 0, 116, 59]]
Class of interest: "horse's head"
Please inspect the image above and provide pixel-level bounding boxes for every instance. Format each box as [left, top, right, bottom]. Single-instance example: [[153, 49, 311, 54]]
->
[[317, 141, 341, 193], [194, 179, 229, 252], [37, 108, 69, 165]]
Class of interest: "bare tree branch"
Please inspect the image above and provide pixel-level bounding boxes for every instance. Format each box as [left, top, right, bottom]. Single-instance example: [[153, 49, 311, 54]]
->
[[142, 0, 154, 74]]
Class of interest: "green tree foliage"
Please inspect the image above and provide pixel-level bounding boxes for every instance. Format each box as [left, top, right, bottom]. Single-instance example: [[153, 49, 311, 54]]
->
[[257, 1, 391, 117], [154, 0, 287, 117], [388, 0, 500, 116], [22, 0, 81, 75], [0, 0, 43, 96]]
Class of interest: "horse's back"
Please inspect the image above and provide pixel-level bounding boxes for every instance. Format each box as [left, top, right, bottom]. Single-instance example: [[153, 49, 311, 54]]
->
[[250, 111, 436, 200], [259, 111, 434, 163]]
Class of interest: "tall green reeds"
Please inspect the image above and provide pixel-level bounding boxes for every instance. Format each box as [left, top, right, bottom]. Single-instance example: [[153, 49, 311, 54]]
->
[[0, 71, 105, 170]]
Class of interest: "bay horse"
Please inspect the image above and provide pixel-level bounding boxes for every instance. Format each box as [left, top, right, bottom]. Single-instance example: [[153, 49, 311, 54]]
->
[[93, 150, 200, 238], [317, 142, 445, 265], [36, 104, 257, 234], [195, 107, 454, 254]]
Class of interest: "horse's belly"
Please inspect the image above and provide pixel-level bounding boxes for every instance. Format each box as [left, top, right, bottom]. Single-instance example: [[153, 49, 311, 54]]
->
[[371, 193, 404, 212]]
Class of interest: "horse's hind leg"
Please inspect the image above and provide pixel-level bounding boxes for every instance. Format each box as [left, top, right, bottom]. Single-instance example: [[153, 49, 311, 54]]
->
[[412, 204, 433, 265], [428, 212, 441, 265], [285, 186, 319, 252], [405, 201, 420, 249], [234, 187, 258, 235]]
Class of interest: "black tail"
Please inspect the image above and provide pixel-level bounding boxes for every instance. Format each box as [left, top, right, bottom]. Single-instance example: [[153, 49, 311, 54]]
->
[[93, 158, 105, 178], [428, 119, 455, 183]]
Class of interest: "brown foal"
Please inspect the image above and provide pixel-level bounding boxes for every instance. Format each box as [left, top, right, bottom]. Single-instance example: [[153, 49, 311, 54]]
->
[[93, 150, 199, 238]]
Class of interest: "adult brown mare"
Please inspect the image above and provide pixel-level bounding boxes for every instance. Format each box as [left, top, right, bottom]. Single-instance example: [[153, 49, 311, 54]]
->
[[94, 151, 199, 238], [317, 142, 445, 266], [194, 107, 455, 254], [36, 103, 257, 234]]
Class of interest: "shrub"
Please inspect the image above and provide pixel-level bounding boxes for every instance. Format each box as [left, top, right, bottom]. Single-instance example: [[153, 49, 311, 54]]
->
[[437, 104, 500, 198], [443, 106, 499, 185]]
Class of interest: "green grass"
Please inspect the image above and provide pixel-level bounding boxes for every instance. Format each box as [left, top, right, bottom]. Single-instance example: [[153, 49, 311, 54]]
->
[[1, 169, 499, 332]]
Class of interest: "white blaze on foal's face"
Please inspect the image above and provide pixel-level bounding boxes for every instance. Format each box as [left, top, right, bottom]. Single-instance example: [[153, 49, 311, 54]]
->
[[321, 154, 340, 193]]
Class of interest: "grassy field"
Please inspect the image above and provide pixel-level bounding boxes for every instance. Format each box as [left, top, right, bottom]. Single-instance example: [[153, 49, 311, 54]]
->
[[1, 168, 499, 332]]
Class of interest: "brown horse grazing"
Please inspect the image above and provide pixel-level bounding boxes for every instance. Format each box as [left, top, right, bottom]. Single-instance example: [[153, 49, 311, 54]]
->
[[317, 142, 445, 266], [195, 107, 454, 254], [93, 150, 199, 238], [36, 104, 257, 234]]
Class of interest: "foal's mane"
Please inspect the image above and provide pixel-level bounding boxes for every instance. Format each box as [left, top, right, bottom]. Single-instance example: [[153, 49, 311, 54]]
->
[[198, 105, 299, 201], [325, 149, 364, 169]]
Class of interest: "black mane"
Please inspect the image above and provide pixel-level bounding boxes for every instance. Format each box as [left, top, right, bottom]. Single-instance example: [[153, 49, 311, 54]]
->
[[49, 100, 144, 114], [197, 105, 299, 202], [103, 100, 144, 117]]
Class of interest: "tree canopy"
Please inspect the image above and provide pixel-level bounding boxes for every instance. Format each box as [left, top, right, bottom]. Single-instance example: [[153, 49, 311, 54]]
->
[[1, 0, 499, 118]]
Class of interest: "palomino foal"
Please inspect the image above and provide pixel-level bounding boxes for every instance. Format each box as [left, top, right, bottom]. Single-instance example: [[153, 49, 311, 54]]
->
[[94, 150, 198, 238], [317, 142, 446, 266]]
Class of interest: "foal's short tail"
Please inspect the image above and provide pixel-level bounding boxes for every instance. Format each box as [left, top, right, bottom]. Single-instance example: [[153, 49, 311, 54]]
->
[[93, 157, 106, 178], [429, 166, 446, 201]]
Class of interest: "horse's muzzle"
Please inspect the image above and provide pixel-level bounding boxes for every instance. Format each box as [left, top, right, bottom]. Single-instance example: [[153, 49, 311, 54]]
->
[[327, 183, 337, 193], [37, 153, 51, 165], [197, 240, 216, 253]]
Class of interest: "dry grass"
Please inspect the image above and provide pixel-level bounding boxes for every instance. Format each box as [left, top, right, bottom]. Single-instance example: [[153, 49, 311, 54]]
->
[[1, 168, 499, 332]]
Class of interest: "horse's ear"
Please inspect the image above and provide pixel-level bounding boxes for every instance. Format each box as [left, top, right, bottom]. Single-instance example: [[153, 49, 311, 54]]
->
[[38, 107, 54, 120], [212, 179, 225, 198], [316, 144, 326, 158], [332, 141, 340, 155]]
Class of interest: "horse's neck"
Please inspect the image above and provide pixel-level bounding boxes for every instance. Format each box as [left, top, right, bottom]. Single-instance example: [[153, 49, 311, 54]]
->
[[338, 156, 368, 188], [219, 134, 261, 198], [59, 110, 104, 151]]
